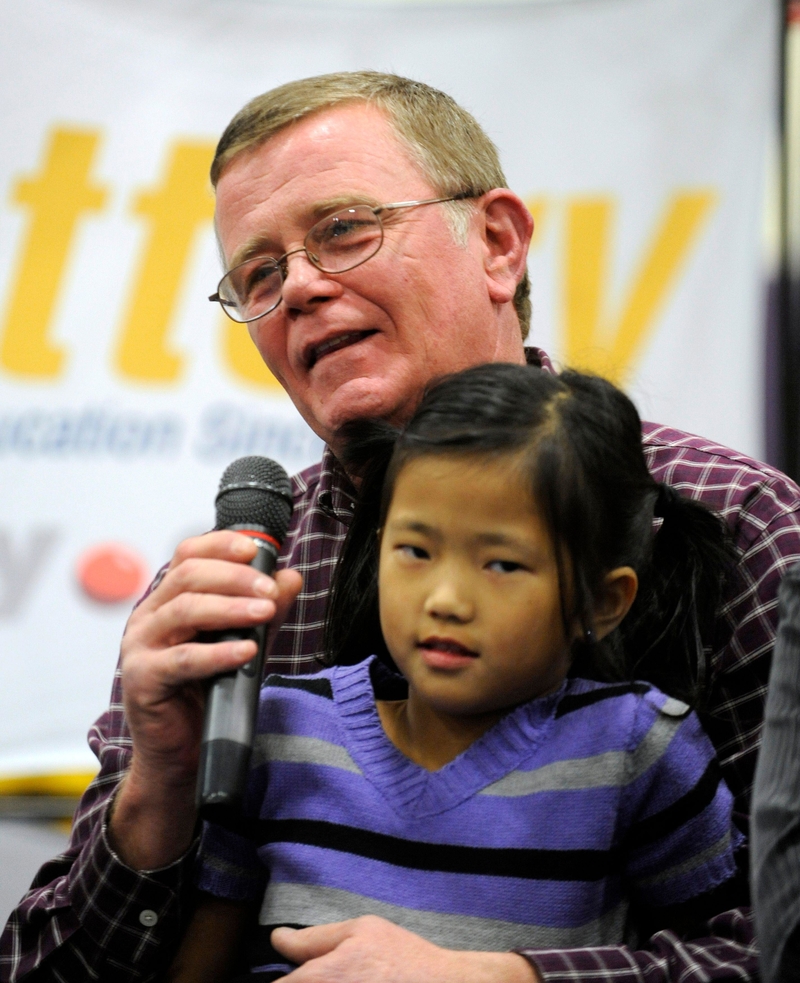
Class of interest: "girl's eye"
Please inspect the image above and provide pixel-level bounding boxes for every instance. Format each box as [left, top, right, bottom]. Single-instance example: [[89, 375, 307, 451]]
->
[[397, 544, 429, 560], [487, 559, 523, 574]]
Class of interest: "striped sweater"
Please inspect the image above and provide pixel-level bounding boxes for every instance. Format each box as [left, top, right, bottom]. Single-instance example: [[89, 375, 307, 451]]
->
[[198, 658, 743, 979]]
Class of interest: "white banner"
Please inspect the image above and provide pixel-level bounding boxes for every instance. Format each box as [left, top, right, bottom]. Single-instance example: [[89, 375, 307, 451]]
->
[[0, 0, 779, 785]]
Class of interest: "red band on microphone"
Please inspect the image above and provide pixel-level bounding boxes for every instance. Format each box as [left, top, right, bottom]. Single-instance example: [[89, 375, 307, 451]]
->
[[241, 529, 282, 551]]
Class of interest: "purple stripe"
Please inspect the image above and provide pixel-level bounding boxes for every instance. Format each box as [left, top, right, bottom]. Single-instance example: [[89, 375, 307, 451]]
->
[[266, 766, 627, 850]]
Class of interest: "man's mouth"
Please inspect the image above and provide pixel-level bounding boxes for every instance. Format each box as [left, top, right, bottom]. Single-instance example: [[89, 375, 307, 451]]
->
[[306, 330, 377, 369]]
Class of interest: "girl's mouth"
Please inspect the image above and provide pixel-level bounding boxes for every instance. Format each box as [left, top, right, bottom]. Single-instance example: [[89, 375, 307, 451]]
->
[[417, 637, 478, 669]]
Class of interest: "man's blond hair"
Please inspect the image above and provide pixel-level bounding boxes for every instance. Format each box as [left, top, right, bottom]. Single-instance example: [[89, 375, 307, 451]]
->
[[211, 71, 530, 338]]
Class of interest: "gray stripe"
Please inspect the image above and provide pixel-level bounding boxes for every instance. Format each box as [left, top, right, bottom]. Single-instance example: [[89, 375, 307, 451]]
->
[[627, 711, 682, 780], [636, 831, 735, 888], [479, 750, 626, 797], [260, 881, 628, 951], [251, 734, 361, 774], [480, 711, 681, 798]]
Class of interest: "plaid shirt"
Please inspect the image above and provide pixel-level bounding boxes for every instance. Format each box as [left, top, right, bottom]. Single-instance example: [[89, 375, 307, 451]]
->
[[2, 349, 798, 982]]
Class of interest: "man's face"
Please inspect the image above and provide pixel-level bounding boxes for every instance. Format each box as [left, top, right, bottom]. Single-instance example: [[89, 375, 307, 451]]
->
[[214, 103, 525, 448]]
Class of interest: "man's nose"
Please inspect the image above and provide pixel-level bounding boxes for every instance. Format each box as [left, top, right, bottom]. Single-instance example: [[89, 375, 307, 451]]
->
[[280, 249, 343, 311], [423, 574, 475, 623]]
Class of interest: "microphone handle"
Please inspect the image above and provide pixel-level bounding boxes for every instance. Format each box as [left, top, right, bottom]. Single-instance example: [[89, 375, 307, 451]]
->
[[196, 524, 279, 822]]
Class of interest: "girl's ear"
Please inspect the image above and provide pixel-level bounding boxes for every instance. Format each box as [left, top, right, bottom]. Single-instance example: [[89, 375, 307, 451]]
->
[[592, 566, 638, 642]]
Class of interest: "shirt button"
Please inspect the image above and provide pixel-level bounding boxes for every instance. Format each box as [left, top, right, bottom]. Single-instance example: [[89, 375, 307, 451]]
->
[[139, 909, 158, 927]]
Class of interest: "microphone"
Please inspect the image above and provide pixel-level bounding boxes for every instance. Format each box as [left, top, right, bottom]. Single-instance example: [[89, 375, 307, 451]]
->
[[196, 456, 293, 822]]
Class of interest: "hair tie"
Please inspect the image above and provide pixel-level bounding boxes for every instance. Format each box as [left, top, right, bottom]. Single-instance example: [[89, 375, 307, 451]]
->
[[654, 483, 681, 519]]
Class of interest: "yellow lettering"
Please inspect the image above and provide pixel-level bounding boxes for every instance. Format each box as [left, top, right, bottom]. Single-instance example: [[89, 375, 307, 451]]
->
[[0, 128, 107, 378], [221, 318, 284, 391], [563, 191, 716, 381], [116, 141, 215, 382]]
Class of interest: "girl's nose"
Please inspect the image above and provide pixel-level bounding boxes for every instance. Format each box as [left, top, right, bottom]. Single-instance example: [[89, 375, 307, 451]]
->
[[423, 577, 475, 623]]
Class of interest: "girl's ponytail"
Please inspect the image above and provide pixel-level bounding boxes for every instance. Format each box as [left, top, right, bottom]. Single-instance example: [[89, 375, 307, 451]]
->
[[322, 419, 399, 668], [615, 483, 738, 707]]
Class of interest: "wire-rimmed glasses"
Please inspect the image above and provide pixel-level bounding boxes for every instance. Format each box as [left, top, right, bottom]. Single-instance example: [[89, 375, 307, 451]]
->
[[209, 191, 476, 323]]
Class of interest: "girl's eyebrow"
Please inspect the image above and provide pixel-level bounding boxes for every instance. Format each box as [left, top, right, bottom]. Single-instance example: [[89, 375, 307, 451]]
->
[[387, 521, 529, 551], [387, 518, 435, 535], [475, 531, 524, 547]]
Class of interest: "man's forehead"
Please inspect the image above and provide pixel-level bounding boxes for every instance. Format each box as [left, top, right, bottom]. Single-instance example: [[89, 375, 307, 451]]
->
[[214, 104, 432, 264]]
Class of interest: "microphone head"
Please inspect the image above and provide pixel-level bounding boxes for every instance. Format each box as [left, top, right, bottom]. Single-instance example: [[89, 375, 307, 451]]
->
[[215, 456, 293, 542]]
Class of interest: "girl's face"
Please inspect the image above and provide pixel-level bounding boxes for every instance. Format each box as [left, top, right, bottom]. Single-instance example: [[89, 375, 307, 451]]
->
[[378, 451, 577, 719]]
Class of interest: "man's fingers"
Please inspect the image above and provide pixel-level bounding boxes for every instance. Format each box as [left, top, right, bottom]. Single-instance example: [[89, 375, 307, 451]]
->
[[271, 568, 304, 626], [138, 590, 277, 645], [169, 530, 257, 568], [160, 636, 257, 686], [145, 557, 277, 610], [271, 921, 353, 963]]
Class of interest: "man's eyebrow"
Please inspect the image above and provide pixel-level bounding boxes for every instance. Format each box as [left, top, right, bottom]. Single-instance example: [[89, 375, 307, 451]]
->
[[309, 194, 381, 216], [229, 233, 281, 270], [227, 196, 382, 270]]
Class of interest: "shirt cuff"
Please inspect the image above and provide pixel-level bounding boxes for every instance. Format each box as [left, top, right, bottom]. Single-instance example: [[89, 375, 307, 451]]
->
[[516, 946, 643, 983], [68, 799, 198, 976]]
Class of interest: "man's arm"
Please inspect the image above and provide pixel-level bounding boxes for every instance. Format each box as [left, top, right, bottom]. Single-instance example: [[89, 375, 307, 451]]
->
[[264, 911, 756, 983], [0, 531, 302, 983]]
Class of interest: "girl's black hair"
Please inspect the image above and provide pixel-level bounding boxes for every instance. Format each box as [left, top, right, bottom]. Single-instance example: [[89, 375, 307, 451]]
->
[[323, 363, 737, 707]]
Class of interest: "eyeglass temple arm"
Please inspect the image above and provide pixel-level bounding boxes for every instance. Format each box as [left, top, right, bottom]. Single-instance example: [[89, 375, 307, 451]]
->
[[376, 190, 478, 214]]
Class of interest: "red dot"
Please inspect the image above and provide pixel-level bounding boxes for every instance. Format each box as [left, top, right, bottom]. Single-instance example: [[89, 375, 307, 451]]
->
[[77, 543, 148, 604]]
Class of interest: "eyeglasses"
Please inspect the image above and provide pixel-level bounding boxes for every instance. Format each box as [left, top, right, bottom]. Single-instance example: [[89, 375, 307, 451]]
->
[[209, 191, 476, 323]]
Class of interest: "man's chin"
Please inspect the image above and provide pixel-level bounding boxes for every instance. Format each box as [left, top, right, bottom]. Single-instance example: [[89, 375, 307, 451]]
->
[[305, 379, 413, 451]]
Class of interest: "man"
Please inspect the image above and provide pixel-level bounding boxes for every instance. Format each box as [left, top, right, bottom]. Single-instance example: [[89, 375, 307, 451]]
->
[[3, 71, 799, 982]]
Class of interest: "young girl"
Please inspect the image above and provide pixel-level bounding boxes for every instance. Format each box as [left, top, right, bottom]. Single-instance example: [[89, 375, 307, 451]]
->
[[174, 364, 744, 982]]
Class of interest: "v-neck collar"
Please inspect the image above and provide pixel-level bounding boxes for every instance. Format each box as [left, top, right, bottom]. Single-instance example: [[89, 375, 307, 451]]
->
[[331, 658, 565, 819]]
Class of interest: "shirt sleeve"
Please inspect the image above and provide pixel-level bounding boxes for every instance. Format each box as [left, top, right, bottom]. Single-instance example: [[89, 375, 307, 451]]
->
[[518, 907, 758, 983], [0, 667, 196, 983]]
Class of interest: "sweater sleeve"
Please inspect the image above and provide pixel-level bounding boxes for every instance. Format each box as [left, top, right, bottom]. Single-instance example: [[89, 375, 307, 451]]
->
[[518, 692, 754, 983], [619, 692, 743, 910]]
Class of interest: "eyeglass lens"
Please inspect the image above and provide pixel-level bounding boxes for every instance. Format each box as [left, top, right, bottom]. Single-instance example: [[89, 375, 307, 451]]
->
[[218, 205, 384, 322]]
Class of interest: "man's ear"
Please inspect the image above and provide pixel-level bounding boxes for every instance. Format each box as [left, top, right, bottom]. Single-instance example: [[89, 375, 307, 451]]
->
[[478, 189, 533, 305], [592, 566, 639, 642]]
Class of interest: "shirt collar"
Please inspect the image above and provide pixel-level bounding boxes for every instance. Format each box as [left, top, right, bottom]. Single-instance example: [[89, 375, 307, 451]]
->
[[317, 444, 357, 522]]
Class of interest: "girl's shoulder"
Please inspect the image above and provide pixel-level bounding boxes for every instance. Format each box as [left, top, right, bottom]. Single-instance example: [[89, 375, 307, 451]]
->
[[556, 677, 695, 753]]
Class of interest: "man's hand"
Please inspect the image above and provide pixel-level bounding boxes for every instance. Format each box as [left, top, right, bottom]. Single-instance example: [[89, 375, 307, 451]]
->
[[272, 917, 539, 983], [109, 531, 302, 870]]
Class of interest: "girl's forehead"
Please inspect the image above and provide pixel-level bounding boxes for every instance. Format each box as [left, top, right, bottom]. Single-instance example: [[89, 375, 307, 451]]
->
[[396, 448, 529, 483], [387, 450, 538, 521]]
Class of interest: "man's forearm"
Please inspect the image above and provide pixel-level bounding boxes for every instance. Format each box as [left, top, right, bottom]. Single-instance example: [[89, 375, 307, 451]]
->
[[109, 762, 198, 870]]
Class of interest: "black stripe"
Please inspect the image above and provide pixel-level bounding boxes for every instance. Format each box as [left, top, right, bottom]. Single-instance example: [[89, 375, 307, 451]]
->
[[258, 818, 617, 881], [264, 675, 333, 699], [555, 682, 650, 719], [626, 757, 723, 849]]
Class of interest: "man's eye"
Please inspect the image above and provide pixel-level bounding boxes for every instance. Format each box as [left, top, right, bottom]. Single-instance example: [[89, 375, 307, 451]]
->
[[314, 216, 379, 248], [486, 560, 523, 574], [240, 261, 280, 298]]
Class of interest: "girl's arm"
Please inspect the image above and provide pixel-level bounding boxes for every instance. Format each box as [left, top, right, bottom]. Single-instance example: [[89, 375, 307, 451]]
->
[[165, 893, 253, 983]]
